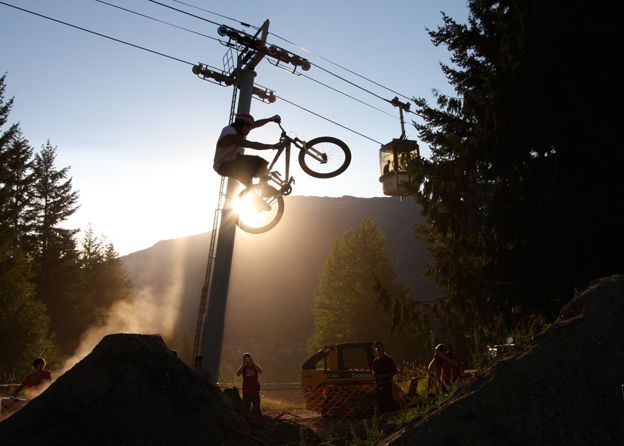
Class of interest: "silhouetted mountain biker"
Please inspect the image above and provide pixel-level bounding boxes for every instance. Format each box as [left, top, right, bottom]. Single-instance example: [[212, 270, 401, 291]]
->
[[214, 112, 282, 210]]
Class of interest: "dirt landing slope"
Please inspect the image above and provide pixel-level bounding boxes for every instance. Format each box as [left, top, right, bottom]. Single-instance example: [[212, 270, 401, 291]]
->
[[0, 333, 311, 446], [383, 275, 624, 446]]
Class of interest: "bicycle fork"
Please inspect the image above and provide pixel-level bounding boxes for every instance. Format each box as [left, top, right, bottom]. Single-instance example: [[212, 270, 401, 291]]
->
[[295, 139, 328, 164]]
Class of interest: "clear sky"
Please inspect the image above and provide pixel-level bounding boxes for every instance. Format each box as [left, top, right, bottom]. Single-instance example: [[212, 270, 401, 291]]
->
[[0, 0, 469, 256]]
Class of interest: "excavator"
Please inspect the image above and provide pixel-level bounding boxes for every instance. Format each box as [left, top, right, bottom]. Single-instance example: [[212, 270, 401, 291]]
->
[[301, 342, 404, 418]]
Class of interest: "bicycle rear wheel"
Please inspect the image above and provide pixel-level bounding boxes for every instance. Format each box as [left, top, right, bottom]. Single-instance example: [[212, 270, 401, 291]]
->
[[298, 137, 351, 179], [235, 184, 284, 234]]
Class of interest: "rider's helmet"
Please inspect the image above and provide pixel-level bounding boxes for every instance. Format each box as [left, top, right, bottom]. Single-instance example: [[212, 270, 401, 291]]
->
[[234, 112, 254, 126]]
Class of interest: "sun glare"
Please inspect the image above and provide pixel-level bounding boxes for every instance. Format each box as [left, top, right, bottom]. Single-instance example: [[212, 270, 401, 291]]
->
[[233, 191, 264, 221], [232, 185, 281, 232]]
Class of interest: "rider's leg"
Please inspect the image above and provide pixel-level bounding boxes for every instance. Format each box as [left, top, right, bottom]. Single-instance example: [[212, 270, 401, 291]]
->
[[225, 155, 272, 211], [256, 166, 278, 198]]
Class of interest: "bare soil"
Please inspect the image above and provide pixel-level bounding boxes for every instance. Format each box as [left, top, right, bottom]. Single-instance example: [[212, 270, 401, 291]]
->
[[0, 333, 319, 446], [382, 275, 624, 446], [0, 275, 622, 445]]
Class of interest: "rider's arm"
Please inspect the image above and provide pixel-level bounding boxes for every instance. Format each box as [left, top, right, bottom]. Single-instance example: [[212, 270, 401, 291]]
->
[[12, 383, 25, 398], [428, 357, 438, 374], [218, 133, 274, 151], [251, 115, 280, 129], [437, 351, 459, 366]]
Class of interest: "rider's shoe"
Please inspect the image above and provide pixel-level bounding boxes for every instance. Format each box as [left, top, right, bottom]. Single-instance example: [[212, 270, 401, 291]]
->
[[261, 184, 279, 199], [251, 191, 271, 213]]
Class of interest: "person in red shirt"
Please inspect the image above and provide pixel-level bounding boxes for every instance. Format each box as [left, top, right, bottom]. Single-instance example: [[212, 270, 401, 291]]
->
[[236, 353, 263, 416], [12, 357, 52, 400], [428, 344, 460, 392]]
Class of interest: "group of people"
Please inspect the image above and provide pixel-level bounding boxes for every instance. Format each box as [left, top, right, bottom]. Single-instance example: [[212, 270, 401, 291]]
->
[[373, 341, 461, 413], [15, 343, 458, 416], [193, 353, 263, 416], [11, 353, 263, 416]]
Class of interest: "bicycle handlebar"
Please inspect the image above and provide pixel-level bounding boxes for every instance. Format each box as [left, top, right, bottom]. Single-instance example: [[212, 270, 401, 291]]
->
[[276, 122, 306, 150]]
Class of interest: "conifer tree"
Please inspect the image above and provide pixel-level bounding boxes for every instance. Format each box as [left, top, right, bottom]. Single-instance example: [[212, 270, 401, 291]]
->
[[79, 225, 135, 322], [308, 218, 421, 361], [0, 74, 59, 374], [27, 141, 82, 354], [402, 0, 624, 346]]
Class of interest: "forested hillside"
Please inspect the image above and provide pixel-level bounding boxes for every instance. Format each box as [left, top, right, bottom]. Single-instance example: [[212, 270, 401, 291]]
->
[[1, 74, 135, 377], [122, 196, 440, 380]]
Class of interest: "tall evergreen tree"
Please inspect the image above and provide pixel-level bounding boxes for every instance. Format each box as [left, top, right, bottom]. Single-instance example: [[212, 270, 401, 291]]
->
[[26, 141, 80, 258], [308, 218, 423, 362], [0, 76, 34, 247], [0, 73, 59, 375], [27, 141, 82, 355], [79, 225, 135, 323], [402, 0, 624, 346]]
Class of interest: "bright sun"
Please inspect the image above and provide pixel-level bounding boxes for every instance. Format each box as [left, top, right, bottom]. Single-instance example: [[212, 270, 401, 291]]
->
[[232, 184, 281, 232], [233, 189, 263, 221]]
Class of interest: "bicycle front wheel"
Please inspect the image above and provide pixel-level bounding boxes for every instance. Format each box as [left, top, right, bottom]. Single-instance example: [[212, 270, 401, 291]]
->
[[235, 184, 284, 234], [298, 137, 351, 179]]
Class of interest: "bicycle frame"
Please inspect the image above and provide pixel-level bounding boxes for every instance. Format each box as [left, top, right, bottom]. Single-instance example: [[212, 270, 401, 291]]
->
[[234, 122, 351, 234], [264, 135, 296, 195], [264, 123, 326, 196]]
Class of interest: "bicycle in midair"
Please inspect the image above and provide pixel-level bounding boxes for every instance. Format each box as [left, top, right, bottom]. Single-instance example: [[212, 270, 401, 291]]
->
[[234, 120, 351, 234]]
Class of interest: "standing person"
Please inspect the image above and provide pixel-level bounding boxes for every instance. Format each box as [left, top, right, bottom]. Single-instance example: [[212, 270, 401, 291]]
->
[[214, 112, 282, 207], [236, 353, 263, 416], [428, 344, 460, 392], [12, 357, 52, 400], [193, 356, 212, 384], [372, 341, 398, 413]]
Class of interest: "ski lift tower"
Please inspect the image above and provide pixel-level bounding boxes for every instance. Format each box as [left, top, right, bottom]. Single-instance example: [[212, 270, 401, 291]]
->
[[191, 20, 312, 382], [197, 21, 270, 382]]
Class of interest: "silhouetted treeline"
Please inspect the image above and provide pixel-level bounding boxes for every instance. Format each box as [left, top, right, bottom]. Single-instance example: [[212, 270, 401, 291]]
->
[[395, 0, 624, 354], [0, 74, 135, 376]]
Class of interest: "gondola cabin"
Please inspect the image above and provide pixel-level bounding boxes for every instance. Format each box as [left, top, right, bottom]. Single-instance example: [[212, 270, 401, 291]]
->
[[379, 139, 419, 196]]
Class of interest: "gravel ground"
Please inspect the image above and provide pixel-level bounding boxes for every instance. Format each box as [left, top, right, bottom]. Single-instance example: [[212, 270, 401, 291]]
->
[[381, 275, 624, 446], [1, 275, 622, 446]]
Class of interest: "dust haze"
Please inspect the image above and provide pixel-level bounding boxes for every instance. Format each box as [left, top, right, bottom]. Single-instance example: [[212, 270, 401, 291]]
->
[[59, 240, 192, 375]]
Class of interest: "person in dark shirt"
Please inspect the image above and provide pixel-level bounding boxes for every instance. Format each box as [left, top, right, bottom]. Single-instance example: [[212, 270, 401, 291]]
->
[[372, 341, 398, 413], [193, 356, 212, 383]]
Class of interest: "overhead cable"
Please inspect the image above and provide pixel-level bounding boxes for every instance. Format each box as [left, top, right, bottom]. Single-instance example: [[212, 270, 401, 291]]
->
[[0, 1, 386, 144], [147, 0, 222, 27], [171, 0, 257, 29], [151, 0, 415, 111], [274, 95, 383, 145], [99, 0, 397, 120], [301, 74, 397, 119], [95, 0, 220, 42], [0, 1, 195, 66], [269, 33, 414, 104]]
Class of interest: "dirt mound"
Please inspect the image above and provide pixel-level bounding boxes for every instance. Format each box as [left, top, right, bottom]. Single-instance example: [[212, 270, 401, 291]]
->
[[0, 333, 314, 445], [383, 275, 624, 446]]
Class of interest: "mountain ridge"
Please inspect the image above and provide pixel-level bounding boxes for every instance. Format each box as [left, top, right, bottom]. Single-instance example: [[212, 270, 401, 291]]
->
[[120, 195, 440, 377]]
